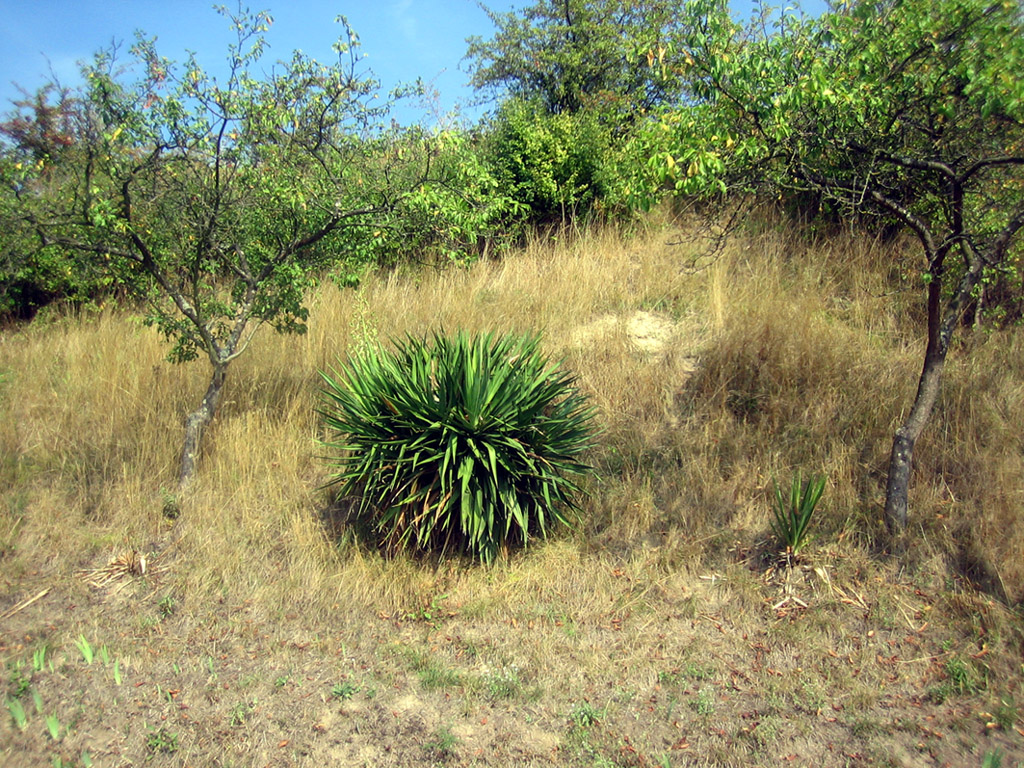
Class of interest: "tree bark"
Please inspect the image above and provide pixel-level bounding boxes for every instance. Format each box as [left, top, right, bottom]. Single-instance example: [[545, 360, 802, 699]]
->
[[179, 362, 229, 489], [883, 345, 947, 536], [884, 273, 945, 535], [883, 244, 990, 536]]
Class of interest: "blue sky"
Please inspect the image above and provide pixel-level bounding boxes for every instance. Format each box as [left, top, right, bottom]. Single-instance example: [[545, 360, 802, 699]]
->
[[0, 0, 520, 125], [0, 1, 826, 126]]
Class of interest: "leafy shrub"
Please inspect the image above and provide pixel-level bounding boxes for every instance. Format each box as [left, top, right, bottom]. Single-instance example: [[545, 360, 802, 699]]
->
[[319, 331, 597, 562], [389, 129, 527, 264], [484, 98, 612, 223]]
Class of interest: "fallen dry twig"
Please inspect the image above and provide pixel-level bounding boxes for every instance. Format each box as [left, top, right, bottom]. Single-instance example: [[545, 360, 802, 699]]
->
[[0, 587, 51, 620]]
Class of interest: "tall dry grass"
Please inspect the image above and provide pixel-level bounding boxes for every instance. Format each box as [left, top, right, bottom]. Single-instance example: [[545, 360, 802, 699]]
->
[[1, 216, 1022, 616]]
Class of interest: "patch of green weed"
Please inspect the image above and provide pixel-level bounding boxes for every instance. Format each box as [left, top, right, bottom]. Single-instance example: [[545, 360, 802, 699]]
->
[[229, 700, 256, 727], [423, 724, 459, 760], [569, 701, 602, 728], [146, 726, 178, 754], [331, 681, 360, 700]]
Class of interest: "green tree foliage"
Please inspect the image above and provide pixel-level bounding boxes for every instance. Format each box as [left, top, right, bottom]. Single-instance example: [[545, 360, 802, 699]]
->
[[0, 153, 47, 317], [319, 331, 596, 562], [483, 98, 613, 223], [1, 7, 456, 487], [464, 0, 700, 116], [638, 0, 1024, 536], [464, 0, 717, 222], [0, 87, 110, 317], [383, 128, 527, 263]]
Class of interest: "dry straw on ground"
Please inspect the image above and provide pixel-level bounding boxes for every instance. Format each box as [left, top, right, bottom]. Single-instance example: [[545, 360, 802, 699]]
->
[[0, 218, 1022, 767]]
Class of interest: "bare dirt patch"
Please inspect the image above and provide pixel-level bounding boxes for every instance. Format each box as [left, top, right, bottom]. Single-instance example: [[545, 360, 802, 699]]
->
[[572, 309, 698, 367]]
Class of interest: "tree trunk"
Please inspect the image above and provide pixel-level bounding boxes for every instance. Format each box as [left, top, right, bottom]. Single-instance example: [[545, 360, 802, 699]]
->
[[883, 345, 947, 536], [179, 362, 229, 488], [883, 271, 949, 537]]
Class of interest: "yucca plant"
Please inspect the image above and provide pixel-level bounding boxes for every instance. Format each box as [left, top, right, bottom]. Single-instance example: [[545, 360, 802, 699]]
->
[[319, 331, 597, 562], [769, 472, 826, 557]]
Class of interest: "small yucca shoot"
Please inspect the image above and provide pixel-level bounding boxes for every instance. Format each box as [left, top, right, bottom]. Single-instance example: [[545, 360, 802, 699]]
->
[[319, 331, 597, 562], [45, 712, 61, 740], [770, 472, 825, 556], [75, 635, 94, 664], [7, 698, 27, 730]]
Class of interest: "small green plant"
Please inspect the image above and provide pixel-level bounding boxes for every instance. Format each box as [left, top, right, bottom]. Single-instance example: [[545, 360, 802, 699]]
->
[[691, 686, 716, 716], [418, 663, 461, 691], [769, 472, 825, 555], [146, 726, 178, 754], [158, 594, 176, 618], [657, 670, 680, 687], [74, 635, 94, 664], [229, 700, 256, 727], [32, 645, 47, 672], [274, 674, 290, 688], [981, 749, 1003, 768], [45, 712, 61, 740], [7, 662, 31, 697], [423, 724, 459, 760], [7, 697, 27, 729], [945, 656, 978, 694], [659, 663, 715, 687], [687, 663, 715, 681], [406, 593, 450, 626], [930, 655, 986, 702], [161, 490, 181, 520], [569, 701, 601, 729], [331, 681, 360, 700], [484, 664, 523, 700], [320, 331, 597, 562], [400, 646, 463, 692], [112, 659, 122, 686]]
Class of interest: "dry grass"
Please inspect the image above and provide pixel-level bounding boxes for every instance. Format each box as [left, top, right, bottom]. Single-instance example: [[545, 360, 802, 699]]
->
[[1, 216, 1022, 767]]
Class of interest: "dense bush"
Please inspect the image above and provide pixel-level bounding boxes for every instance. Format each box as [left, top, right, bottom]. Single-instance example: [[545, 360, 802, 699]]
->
[[483, 99, 613, 224], [384, 129, 528, 264], [0, 155, 101, 319], [319, 331, 597, 562]]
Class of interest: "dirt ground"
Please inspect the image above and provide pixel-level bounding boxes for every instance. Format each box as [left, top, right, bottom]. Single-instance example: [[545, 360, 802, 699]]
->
[[2, 538, 1022, 768]]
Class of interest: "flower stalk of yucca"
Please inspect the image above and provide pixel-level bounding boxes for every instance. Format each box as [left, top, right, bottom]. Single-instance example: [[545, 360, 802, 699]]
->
[[319, 331, 597, 562]]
